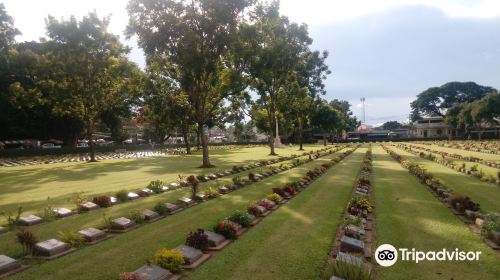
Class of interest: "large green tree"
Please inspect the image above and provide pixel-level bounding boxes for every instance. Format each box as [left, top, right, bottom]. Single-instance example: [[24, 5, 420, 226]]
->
[[127, 0, 252, 167], [410, 81, 496, 121], [312, 101, 341, 146], [10, 13, 144, 160], [240, 1, 312, 155]]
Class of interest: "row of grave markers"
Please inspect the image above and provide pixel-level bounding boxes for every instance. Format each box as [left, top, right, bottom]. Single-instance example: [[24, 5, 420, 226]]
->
[[383, 145, 500, 252], [120, 148, 358, 280], [0, 146, 340, 237], [328, 147, 375, 280], [0, 146, 343, 279]]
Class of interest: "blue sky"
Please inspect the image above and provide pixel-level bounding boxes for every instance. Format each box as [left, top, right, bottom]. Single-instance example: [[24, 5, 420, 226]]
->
[[3, 0, 500, 125]]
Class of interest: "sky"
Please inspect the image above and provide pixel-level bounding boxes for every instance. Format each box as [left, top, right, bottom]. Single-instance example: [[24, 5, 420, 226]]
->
[[2, 0, 500, 125]]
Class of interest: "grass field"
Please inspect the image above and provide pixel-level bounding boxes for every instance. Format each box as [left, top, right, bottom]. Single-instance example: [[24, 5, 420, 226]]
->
[[386, 145, 500, 213], [373, 145, 500, 279], [0, 145, 321, 218], [411, 143, 500, 163], [187, 148, 365, 280], [7, 146, 347, 280]]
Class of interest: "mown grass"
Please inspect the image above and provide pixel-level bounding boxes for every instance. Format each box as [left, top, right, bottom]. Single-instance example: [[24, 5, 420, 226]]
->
[[0, 145, 320, 220], [387, 145, 500, 213], [7, 146, 347, 280], [403, 144, 498, 178], [186, 148, 366, 280], [373, 145, 500, 280], [412, 143, 500, 163], [0, 148, 330, 258]]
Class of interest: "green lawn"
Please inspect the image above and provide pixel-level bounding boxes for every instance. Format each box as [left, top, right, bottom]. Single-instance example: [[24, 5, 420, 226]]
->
[[412, 143, 500, 163], [387, 145, 500, 213], [0, 145, 321, 219], [8, 146, 349, 280], [0, 146, 339, 258], [401, 143, 498, 178], [373, 145, 500, 280], [187, 148, 366, 280]]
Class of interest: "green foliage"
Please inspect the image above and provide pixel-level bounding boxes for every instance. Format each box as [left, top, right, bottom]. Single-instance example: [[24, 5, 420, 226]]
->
[[74, 191, 88, 209], [185, 229, 209, 250], [58, 230, 85, 248], [204, 187, 220, 198], [116, 190, 129, 202], [481, 213, 500, 236], [92, 196, 112, 208], [330, 260, 372, 280], [16, 229, 37, 255], [1, 206, 23, 229], [43, 196, 57, 222], [152, 248, 184, 273], [348, 197, 372, 212], [128, 210, 144, 224], [154, 202, 167, 216], [147, 180, 164, 194], [214, 220, 239, 240], [228, 211, 252, 228], [266, 193, 282, 204]]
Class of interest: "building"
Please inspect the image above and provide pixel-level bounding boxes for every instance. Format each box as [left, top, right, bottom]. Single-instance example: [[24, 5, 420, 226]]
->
[[410, 116, 456, 138]]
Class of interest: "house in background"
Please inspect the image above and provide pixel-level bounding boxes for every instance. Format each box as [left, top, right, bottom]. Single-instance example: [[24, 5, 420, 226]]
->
[[410, 116, 456, 138]]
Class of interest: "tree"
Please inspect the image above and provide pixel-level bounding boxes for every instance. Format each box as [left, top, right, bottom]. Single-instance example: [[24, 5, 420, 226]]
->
[[410, 81, 496, 121], [127, 0, 252, 167], [382, 121, 403, 131], [241, 1, 312, 155], [10, 13, 144, 161], [329, 99, 358, 134], [312, 101, 341, 146], [0, 3, 19, 54]]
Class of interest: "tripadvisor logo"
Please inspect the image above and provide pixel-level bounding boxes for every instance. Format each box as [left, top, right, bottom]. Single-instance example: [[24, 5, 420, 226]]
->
[[374, 244, 482, 267]]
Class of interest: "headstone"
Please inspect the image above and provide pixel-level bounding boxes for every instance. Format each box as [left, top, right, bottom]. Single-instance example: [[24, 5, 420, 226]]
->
[[219, 186, 229, 194], [140, 189, 154, 196], [161, 186, 169, 192], [0, 255, 21, 275], [164, 203, 180, 213], [110, 196, 118, 205], [340, 235, 364, 253], [111, 217, 136, 230], [194, 194, 207, 202], [53, 208, 74, 218], [80, 202, 99, 211], [143, 209, 160, 221], [18, 215, 43, 226], [176, 245, 203, 265], [127, 192, 140, 200], [475, 218, 484, 228], [253, 205, 268, 216], [34, 239, 70, 256], [329, 276, 345, 280], [336, 252, 364, 267], [134, 264, 173, 280], [78, 228, 106, 242], [169, 182, 179, 189], [345, 224, 366, 238], [204, 231, 226, 247], [0, 226, 6, 235], [178, 197, 194, 207]]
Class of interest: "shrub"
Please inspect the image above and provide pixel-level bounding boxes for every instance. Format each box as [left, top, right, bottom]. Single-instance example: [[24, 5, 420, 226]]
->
[[152, 248, 184, 273], [247, 205, 262, 216], [257, 199, 275, 209], [248, 172, 256, 181], [92, 196, 112, 208], [348, 197, 372, 212], [214, 220, 238, 240], [73, 191, 87, 209], [116, 190, 129, 202], [185, 229, 209, 250], [1, 206, 23, 229], [481, 213, 500, 236], [284, 186, 297, 195], [266, 193, 282, 204], [196, 174, 207, 182], [16, 229, 37, 255], [330, 258, 372, 280], [228, 211, 252, 228], [154, 202, 168, 216], [204, 187, 220, 198], [232, 176, 242, 185], [128, 210, 144, 224], [449, 194, 480, 212], [43, 197, 57, 222], [272, 188, 286, 197], [147, 180, 164, 194], [58, 230, 85, 248], [187, 175, 199, 198]]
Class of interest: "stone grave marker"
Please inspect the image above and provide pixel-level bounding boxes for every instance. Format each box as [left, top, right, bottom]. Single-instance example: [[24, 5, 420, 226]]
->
[[176, 245, 202, 265], [164, 203, 180, 214], [127, 192, 140, 200], [143, 209, 160, 221], [34, 239, 70, 256], [345, 224, 366, 238], [110, 196, 118, 205], [219, 186, 229, 194], [0, 227, 7, 235], [53, 208, 74, 218], [79, 228, 106, 243], [178, 197, 195, 207], [340, 235, 364, 253], [111, 217, 136, 231], [336, 252, 364, 267], [18, 215, 43, 226], [80, 202, 99, 211], [204, 231, 226, 248], [194, 194, 207, 202], [0, 255, 21, 275], [134, 264, 173, 280]]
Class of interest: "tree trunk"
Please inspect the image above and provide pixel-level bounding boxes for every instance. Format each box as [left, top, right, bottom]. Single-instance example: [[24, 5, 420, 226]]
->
[[323, 135, 327, 146], [182, 128, 191, 154], [198, 124, 212, 168], [268, 111, 277, 156], [86, 120, 97, 162], [196, 130, 201, 150], [298, 117, 304, 151]]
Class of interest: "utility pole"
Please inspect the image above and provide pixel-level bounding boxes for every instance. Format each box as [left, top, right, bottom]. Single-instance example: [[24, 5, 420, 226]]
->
[[360, 97, 366, 124]]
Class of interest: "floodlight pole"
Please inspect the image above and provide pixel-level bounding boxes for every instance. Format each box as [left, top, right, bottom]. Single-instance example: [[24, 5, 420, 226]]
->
[[360, 97, 366, 124]]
